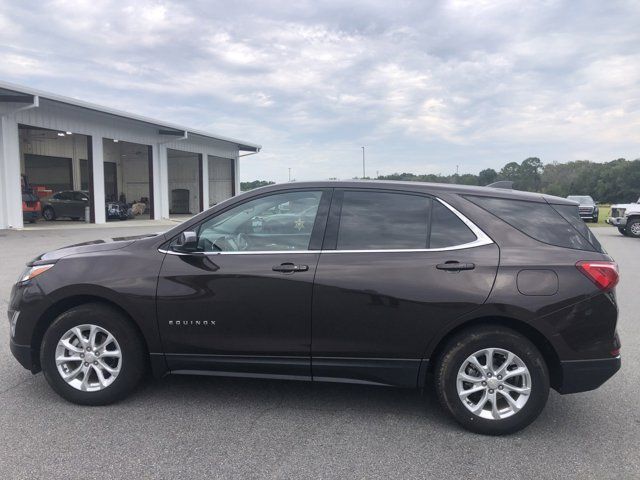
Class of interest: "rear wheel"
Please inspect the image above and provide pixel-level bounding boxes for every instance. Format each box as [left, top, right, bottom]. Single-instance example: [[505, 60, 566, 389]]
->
[[627, 218, 640, 238], [40, 303, 146, 405], [42, 207, 55, 221], [435, 325, 549, 435]]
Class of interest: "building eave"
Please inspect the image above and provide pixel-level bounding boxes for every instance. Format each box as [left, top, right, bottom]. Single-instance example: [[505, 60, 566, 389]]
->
[[0, 80, 261, 152]]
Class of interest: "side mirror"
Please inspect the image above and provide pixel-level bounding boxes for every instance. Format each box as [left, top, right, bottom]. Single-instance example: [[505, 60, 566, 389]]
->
[[173, 231, 198, 252]]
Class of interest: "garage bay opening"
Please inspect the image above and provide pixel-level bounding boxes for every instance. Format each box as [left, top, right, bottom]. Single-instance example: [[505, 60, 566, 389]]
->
[[167, 149, 202, 219], [18, 125, 92, 224], [103, 139, 154, 222]]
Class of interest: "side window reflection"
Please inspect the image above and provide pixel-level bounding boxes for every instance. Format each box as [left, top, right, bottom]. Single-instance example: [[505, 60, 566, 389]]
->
[[195, 191, 322, 252]]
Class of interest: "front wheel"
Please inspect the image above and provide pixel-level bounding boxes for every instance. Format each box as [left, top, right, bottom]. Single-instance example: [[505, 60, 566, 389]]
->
[[618, 227, 627, 236], [627, 218, 640, 238], [435, 325, 549, 435], [40, 303, 146, 405]]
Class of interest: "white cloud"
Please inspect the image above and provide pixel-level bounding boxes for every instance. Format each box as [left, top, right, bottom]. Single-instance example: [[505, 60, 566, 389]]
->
[[0, 0, 638, 181]]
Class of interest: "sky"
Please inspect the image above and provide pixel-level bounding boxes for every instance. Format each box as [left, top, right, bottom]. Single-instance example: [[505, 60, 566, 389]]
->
[[0, 0, 638, 183]]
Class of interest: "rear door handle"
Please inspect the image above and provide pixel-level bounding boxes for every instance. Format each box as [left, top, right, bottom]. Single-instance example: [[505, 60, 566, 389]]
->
[[436, 261, 475, 272], [272, 263, 309, 273]]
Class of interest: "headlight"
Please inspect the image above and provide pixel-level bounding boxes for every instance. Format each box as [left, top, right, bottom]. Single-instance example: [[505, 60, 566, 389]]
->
[[18, 264, 55, 283]]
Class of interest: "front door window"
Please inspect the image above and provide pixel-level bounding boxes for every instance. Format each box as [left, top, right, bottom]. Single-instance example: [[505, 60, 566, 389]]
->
[[195, 191, 323, 252]]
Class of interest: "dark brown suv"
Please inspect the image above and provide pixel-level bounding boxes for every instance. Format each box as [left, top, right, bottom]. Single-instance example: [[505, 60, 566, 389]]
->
[[9, 181, 621, 435]]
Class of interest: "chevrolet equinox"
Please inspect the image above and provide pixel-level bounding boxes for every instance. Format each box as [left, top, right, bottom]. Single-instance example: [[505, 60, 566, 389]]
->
[[8, 181, 621, 435]]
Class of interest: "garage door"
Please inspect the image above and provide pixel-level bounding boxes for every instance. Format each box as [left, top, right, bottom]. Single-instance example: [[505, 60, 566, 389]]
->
[[208, 156, 234, 207], [24, 154, 73, 193]]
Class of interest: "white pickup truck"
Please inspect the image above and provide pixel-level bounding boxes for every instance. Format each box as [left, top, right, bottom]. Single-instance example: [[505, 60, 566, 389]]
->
[[606, 196, 640, 237]]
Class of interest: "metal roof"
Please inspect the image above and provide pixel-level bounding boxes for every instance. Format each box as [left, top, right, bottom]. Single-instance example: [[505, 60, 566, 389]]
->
[[0, 80, 261, 152]]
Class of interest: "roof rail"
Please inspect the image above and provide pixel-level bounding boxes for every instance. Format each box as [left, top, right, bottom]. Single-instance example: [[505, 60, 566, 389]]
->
[[486, 181, 513, 189]]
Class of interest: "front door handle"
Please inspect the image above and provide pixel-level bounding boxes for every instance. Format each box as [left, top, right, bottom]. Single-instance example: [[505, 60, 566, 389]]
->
[[272, 263, 309, 273], [436, 261, 475, 272]]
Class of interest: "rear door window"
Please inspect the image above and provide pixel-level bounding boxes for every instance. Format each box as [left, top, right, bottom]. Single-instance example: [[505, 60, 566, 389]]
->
[[336, 191, 430, 250], [466, 196, 598, 252], [334, 191, 479, 250]]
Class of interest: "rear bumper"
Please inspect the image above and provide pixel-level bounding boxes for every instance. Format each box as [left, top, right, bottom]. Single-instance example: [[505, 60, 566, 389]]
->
[[557, 356, 621, 394]]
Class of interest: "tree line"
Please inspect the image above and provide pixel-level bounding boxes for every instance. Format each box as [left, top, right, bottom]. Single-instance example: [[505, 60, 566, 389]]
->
[[240, 180, 275, 191], [378, 157, 640, 203], [241, 158, 640, 203]]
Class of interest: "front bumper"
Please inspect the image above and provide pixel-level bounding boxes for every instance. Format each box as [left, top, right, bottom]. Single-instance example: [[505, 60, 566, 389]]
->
[[10, 338, 36, 373], [557, 356, 621, 394], [606, 216, 627, 227]]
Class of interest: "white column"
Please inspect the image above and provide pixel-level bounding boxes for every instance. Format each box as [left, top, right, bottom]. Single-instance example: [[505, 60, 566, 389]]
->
[[91, 136, 106, 224], [0, 116, 9, 229], [201, 153, 209, 210], [158, 144, 170, 219], [0, 115, 23, 229], [234, 153, 240, 196], [151, 144, 162, 220], [72, 134, 82, 190]]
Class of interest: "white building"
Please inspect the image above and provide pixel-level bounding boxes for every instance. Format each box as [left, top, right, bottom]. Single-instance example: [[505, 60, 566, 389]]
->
[[0, 81, 261, 229]]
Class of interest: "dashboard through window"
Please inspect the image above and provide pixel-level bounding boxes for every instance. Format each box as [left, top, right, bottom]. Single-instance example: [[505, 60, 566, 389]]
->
[[195, 191, 323, 252]]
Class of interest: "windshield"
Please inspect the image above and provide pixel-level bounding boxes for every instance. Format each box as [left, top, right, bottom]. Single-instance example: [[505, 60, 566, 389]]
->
[[567, 196, 594, 205]]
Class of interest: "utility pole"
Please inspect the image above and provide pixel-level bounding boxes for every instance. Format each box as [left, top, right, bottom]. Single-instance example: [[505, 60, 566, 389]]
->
[[288, 168, 291, 182], [362, 146, 366, 178]]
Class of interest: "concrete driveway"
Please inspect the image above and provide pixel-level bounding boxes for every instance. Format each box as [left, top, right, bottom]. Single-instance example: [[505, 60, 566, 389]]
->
[[0, 225, 638, 479]]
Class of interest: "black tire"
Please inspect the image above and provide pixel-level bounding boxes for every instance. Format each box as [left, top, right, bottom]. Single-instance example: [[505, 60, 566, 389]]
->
[[40, 303, 146, 405], [618, 227, 627, 236], [435, 325, 549, 435], [42, 207, 55, 221], [626, 218, 640, 238]]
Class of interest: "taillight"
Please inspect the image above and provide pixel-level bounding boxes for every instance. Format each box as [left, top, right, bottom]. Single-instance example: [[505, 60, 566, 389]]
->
[[576, 261, 619, 291]]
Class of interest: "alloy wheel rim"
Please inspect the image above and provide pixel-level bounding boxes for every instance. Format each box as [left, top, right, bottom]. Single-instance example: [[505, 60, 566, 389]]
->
[[456, 348, 532, 420], [55, 324, 122, 392], [631, 223, 640, 235]]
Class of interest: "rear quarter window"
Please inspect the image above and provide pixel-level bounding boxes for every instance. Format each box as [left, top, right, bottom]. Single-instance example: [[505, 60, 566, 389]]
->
[[430, 201, 477, 248], [466, 196, 599, 252]]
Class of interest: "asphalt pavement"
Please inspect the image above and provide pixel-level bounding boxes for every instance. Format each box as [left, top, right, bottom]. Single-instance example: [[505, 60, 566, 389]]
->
[[0, 224, 638, 479]]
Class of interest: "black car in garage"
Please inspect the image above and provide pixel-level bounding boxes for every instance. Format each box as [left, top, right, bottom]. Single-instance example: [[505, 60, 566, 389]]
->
[[9, 181, 621, 435], [41, 190, 90, 221]]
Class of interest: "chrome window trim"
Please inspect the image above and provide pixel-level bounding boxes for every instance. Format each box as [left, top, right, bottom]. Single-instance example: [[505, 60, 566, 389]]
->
[[160, 197, 493, 256]]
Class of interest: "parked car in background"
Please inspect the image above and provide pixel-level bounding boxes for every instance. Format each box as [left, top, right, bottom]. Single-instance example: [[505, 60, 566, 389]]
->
[[42, 190, 89, 221], [567, 195, 599, 222], [607, 196, 640, 237], [9, 181, 621, 435]]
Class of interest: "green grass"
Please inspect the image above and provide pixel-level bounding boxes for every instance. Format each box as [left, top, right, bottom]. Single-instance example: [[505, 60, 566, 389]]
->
[[588, 206, 611, 227]]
